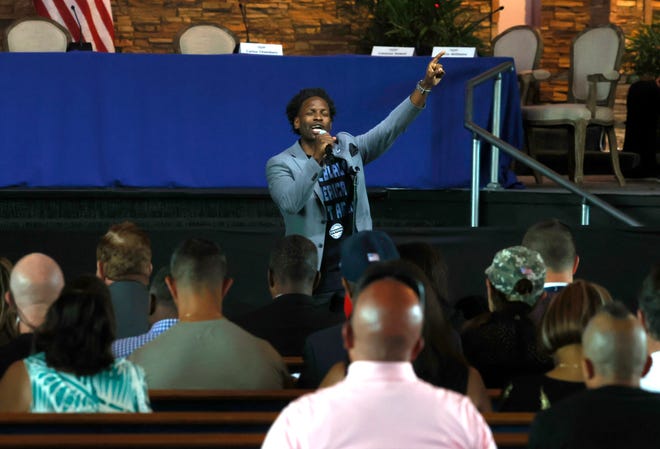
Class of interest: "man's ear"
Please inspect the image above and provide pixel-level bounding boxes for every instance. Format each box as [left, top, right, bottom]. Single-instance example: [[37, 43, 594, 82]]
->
[[148, 263, 153, 277], [410, 337, 425, 362], [642, 355, 653, 378], [342, 321, 354, 350], [4, 291, 10, 307], [582, 358, 595, 381], [341, 277, 352, 300], [638, 309, 649, 331], [96, 261, 105, 280], [222, 278, 234, 298], [149, 294, 157, 316], [293, 116, 300, 132], [572, 255, 580, 275], [165, 276, 178, 303], [267, 269, 275, 289]]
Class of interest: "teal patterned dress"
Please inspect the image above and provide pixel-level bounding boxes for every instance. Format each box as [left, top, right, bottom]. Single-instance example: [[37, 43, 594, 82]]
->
[[24, 352, 151, 413]]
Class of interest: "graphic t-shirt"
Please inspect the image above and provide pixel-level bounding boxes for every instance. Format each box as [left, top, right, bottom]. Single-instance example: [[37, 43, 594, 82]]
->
[[316, 158, 355, 292]]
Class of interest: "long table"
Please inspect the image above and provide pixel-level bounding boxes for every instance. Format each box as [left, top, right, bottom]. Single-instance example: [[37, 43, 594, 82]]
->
[[0, 53, 521, 188]]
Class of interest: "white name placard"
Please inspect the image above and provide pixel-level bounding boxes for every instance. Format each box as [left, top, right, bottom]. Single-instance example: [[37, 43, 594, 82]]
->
[[371, 46, 416, 57], [432, 46, 477, 58], [239, 43, 284, 56]]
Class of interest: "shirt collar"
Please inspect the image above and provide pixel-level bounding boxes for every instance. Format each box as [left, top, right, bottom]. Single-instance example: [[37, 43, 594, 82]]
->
[[148, 318, 179, 334], [346, 361, 418, 383]]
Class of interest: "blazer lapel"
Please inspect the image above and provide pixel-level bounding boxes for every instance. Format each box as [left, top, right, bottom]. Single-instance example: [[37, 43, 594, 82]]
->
[[288, 141, 325, 207]]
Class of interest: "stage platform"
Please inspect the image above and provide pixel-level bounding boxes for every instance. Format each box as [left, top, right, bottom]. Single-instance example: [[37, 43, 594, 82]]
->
[[0, 175, 656, 317]]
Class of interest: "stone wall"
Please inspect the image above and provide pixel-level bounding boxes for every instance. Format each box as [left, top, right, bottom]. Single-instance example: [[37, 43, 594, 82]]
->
[[0, 0, 495, 54], [0, 0, 655, 126]]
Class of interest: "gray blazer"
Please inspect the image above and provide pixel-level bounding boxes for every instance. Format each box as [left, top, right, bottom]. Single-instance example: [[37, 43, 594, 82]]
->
[[266, 97, 423, 267]]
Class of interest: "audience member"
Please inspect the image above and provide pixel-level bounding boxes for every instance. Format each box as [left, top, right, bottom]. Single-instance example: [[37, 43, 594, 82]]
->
[[297, 231, 399, 388], [112, 267, 178, 358], [622, 76, 660, 179], [262, 260, 495, 449], [462, 245, 551, 388], [0, 275, 151, 412], [637, 265, 660, 392], [500, 280, 612, 411], [0, 257, 16, 347], [96, 221, 152, 338], [0, 253, 64, 377], [396, 242, 457, 327], [129, 238, 289, 389], [529, 302, 660, 449], [233, 235, 344, 356], [522, 219, 579, 324], [320, 259, 492, 412]]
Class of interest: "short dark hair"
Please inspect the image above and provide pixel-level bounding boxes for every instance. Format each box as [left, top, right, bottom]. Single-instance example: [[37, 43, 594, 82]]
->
[[170, 238, 227, 289], [35, 275, 115, 376], [96, 221, 151, 280], [638, 265, 660, 339], [541, 280, 612, 354], [269, 235, 318, 286], [286, 88, 337, 135], [522, 219, 576, 272]]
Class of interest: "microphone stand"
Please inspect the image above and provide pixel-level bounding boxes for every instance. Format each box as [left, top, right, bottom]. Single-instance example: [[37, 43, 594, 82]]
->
[[66, 5, 93, 51], [239, 3, 250, 43]]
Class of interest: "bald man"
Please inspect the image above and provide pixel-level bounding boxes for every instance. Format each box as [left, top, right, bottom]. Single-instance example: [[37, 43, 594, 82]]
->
[[529, 302, 660, 449], [0, 253, 64, 377], [263, 260, 495, 449]]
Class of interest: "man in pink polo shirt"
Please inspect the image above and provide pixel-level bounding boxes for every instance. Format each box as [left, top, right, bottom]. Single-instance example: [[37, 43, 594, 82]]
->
[[262, 260, 495, 449]]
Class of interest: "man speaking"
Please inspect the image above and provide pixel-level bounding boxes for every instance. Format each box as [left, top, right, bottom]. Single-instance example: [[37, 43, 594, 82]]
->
[[266, 54, 445, 295]]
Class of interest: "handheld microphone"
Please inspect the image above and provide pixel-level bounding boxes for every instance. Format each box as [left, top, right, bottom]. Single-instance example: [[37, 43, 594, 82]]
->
[[239, 3, 250, 43], [315, 129, 336, 164], [67, 5, 93, 51]]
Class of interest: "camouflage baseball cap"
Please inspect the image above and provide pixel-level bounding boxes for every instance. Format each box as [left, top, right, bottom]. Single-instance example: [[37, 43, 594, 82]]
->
[[485, 245, 546, 306]]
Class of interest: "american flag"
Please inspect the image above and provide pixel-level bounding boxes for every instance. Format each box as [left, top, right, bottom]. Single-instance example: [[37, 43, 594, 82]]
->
[[33, 0, 115, 52]]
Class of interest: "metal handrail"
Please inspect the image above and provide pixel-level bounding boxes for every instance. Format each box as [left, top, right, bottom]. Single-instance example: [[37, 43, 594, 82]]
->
[[464, 61, 642, 227]]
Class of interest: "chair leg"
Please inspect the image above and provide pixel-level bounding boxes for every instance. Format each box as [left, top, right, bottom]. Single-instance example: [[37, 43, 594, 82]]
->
[[606, 126, 626, 186], [523, 123, 543, 184], [571, 120, 587, 184]]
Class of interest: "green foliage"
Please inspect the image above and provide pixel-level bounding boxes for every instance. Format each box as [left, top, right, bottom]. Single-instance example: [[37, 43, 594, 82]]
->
[[356, 0, 484, 55], [626, 23, 660, 78]]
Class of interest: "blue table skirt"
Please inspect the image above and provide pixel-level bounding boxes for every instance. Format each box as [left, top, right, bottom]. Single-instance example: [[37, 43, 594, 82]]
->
[[0, 53, 521, 188]]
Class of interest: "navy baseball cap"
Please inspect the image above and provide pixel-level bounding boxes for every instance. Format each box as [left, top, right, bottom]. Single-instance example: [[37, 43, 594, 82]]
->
[[340, 231, 400, 282]]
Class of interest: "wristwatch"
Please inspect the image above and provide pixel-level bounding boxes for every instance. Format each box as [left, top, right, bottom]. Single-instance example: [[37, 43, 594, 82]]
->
[[416, 80, 432, 95]]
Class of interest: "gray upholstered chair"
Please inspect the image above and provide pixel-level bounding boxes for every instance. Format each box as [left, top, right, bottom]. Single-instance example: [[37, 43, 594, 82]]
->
[[4, 16, 71, 52], [174, 23, 238, 55], [492, 25, 549, 105], [522, 24, 626, 186]]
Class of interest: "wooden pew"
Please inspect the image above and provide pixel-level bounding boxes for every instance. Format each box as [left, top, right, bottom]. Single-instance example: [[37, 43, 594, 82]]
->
[[0, 411, 532, 448], [484, 412, 535, 449], [149, 389, 311, 412], [0, 432, 528, 449], [0, 411, 278, 434], [282, 356, 303, 374], [0, 433, 264, 448]]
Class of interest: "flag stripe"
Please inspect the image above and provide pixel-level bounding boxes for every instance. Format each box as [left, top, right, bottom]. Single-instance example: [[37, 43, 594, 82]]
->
[[33, 0, 115, 52], [74, 0, 108, 52]]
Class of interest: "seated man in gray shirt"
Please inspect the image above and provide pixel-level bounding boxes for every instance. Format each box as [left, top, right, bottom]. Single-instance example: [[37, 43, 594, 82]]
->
[[129, 238, 290, 389]]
